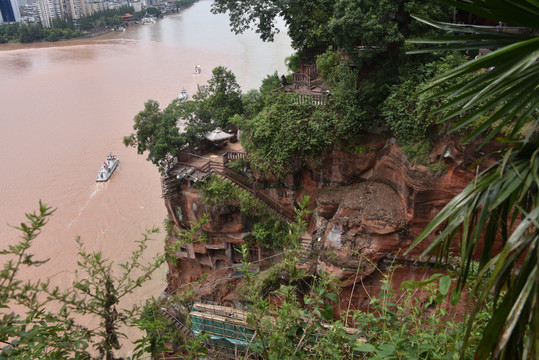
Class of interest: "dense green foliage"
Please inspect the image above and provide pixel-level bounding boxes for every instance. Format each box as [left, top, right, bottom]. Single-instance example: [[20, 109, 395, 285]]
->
[[211, 0, 334, 48], [123, 100, 187, 173], [218, 0, 464, 176], [236, 207, 487, 359], [211, 0, 448, 53], [78, 6, 135, 31], [382, 52, 468, 143], [124, 66, 244, 172], [195, 66, 244, 127], [0, 6, 134, 43], [238, 94, 343, 177], [0, 22, 84, 43], [328, 0, 448, 66], [198, 175, 290, 249]]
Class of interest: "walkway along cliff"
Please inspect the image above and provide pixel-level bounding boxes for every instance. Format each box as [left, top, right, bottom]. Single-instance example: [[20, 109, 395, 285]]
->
[[155, 129, 498, 355]]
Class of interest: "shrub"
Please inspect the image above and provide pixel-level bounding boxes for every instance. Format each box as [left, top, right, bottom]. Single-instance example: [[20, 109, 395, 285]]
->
[[253, 218, 290, 249], [285, 53, 300, 72], [382, 53, 468, 142], [198, 175, 291, 249], [316, 48, 341, 81], [198, 175, 237, 206], [242, 94, 341, 177]]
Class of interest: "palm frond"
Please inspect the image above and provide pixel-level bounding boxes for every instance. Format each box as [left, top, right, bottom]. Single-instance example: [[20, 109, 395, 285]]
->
[[439, 0, 539, 29], [405, 2, 539, 358]]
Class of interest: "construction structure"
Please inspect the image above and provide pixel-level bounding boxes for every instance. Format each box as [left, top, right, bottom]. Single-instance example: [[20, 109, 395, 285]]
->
[[190, 302, 257, 359]]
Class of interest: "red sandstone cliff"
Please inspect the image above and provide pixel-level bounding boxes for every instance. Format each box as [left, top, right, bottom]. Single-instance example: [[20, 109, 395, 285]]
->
[[162, 133, 494, 313]]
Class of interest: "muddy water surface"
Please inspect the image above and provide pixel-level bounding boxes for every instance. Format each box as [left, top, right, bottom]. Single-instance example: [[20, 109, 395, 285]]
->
[[0, 0, 292, 354]]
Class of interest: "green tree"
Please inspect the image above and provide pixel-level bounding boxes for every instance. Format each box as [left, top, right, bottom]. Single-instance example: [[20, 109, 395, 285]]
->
[[238, 72, 283, 121], [201, 65, 244, 127], [382, 52, 468, 142], [211, 0, 334, 49], [145, 7, 162, 17], [240, 94, 338, 177], [328, 0, 449, 65], [45, 232, 164, 360], [0, 203, 90, 359], [124, 67, 244, 172], [123, 100, 187, 172], [406, 1, 539, 359]]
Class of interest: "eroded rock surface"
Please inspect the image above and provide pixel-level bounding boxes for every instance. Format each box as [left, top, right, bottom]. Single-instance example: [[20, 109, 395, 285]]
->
[[163, 134, 488, 312]]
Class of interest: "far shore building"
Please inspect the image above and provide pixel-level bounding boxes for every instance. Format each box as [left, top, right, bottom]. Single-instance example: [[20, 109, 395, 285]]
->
[[131, 1, 141, 12], [85, 0, 109, 16], [0, 0, 21, 23], [37, 0, 61, 27], [121, 12, 133, 24], [37, 0, 89, 27]]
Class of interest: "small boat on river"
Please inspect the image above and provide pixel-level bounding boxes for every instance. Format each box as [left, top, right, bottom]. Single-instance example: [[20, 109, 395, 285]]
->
[[96, 153, 119, 182], [178, 88, 188, 101], [193, 65, 201, 74]]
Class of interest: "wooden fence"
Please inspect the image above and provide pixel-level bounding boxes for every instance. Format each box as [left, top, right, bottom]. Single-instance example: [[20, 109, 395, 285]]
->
[[294, 93, 329, 106], [300, 62, 319, 78], [293, 72, 311, 89], [223, 151, 247, 166]]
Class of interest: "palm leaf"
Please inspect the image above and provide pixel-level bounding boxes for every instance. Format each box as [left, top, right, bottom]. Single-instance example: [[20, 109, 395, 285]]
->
[[439, 0, 539, 29], [408, 14, 539, 145], [406, 137, 539, 359], [404, 2, 538, 358]]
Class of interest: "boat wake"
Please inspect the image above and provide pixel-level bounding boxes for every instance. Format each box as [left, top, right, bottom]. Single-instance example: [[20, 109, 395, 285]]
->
[[66, 184, 104, 229]]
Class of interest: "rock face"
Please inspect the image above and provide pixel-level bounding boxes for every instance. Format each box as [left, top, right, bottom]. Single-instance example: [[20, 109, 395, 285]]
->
[[314, 182, 406, 283], [164, 133, 488, 312]]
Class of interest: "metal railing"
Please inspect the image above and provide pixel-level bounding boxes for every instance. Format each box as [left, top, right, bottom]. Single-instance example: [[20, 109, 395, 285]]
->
[[294, 93, 329, 106], [165, 156, 297, 222]]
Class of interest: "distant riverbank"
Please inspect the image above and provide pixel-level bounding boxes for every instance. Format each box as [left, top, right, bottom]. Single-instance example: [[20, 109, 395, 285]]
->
[[0, 0, 197, 44]]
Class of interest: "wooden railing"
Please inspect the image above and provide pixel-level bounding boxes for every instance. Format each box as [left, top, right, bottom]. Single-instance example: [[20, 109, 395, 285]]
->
[[165, 157, 297, 222], [301, 62, 319, 78], [159, 307, 194, 340], [294, 93, 329, 106], [223, 151, 247, 165], [292, 72, 311, 89], [299, 43, 332, 60], [220, 168, 296, 221]]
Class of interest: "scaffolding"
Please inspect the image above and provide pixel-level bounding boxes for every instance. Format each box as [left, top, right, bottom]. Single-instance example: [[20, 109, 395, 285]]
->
[[190, 302, 256, 357]]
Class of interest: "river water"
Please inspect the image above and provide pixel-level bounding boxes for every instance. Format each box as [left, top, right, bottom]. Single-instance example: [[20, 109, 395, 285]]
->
[[0, 0, 291, 353]]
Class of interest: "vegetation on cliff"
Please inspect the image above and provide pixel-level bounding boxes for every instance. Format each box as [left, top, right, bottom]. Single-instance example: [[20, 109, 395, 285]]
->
[[198, 175, 290, 249], [121, 0, 539, 358], [3, 0, 537, 357], [123, 66, 243, 173]]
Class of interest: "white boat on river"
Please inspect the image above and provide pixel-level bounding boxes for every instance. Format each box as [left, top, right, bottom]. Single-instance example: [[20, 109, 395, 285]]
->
[[178, 88, 188, 101], [96, 153, 119, 182]]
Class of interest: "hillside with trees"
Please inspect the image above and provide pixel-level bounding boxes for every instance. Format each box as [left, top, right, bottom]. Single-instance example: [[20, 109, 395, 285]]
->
[[2, 0, 537, 359], [123, 1, 538, 357]]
